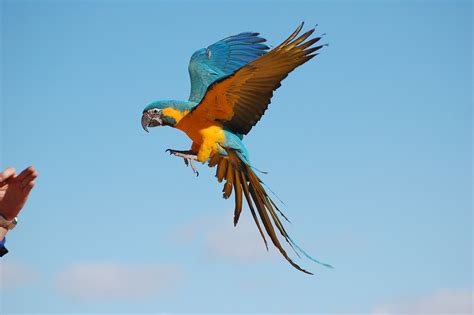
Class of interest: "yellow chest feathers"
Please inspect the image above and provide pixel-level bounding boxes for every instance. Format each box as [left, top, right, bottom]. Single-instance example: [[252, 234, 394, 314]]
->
[[176, 115, 225, 146]]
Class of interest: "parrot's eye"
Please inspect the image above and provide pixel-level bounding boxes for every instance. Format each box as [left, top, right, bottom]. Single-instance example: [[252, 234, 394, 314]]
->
[[151, 109, 160, 114]]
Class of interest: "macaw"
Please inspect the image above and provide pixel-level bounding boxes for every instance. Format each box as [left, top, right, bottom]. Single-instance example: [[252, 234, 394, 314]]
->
[[141, 23, 331, 274]]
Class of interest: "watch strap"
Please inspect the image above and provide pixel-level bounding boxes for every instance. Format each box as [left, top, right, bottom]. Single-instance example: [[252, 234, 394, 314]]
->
[[0, 215, 17, 230]]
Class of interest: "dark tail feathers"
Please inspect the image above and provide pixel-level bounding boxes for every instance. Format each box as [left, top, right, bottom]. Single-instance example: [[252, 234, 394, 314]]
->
[[208, 150, 332, 275]]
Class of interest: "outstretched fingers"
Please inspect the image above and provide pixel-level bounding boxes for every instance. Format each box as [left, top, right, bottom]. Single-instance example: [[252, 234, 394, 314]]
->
[[17, 166, 36, 181], [21, 169, 38, 190], [13, 166, 38, 194], [23, 180, 36, 194], [0, 167, 16, 183]]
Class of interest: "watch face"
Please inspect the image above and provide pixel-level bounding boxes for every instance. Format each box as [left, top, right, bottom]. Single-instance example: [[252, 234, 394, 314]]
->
[[8, 218, 17, 230]]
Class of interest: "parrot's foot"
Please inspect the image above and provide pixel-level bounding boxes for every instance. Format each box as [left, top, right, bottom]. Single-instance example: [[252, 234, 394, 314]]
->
[[165, 149, 199, 176]]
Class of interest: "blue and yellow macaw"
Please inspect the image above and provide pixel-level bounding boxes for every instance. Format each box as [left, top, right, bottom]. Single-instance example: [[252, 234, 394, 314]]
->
[[141, 23, 331, 274]]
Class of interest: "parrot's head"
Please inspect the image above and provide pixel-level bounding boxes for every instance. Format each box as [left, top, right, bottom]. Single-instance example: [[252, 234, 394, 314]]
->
[[141, 105, 164, 132], [141, 100, 190, 132]]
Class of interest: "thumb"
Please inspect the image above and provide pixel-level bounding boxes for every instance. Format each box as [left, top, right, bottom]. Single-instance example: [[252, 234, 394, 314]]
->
[[0, 167, 16, 183]]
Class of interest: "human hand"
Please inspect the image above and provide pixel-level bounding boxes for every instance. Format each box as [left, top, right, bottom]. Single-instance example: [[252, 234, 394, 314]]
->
[[0, 166, 38, 221]]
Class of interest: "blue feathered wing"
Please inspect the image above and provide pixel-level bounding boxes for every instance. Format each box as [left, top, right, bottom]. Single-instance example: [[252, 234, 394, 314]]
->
[[188, 32, 270, 103]]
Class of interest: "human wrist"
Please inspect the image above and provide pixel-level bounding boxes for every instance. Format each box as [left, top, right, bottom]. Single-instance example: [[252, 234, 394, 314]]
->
[[0, 227, 7, 240], [0, 215, 17, 230], [0, 207, 17, 221], [1, 213, 16, 221]]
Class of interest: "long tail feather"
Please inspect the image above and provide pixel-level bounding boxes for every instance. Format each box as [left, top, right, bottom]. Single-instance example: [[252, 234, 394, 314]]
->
[[240, 171, 269, 250], [233, 169, 243, 225], [287, 235, 334, 269], [210, 150, 332, 274]]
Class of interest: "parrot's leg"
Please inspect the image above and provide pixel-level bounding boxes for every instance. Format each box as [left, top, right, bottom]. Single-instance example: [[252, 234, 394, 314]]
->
[[165, 149, 199, 176]]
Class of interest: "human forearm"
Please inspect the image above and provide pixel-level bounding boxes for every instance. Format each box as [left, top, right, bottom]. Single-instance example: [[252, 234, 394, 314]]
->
[[0, 227, 7, 240], [0, 166, 38, 257]]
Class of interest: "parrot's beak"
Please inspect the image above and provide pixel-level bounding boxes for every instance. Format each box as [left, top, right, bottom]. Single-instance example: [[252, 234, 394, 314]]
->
[[141, 112, 151, 132], [141, 111, 163, 132]]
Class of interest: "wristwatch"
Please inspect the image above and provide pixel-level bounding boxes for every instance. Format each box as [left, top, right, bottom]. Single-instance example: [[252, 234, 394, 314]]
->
[[0, 215, 17, 230]]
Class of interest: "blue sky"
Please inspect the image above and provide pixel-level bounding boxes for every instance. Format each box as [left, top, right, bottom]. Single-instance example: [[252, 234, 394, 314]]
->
[[0, 0, 472, 313]]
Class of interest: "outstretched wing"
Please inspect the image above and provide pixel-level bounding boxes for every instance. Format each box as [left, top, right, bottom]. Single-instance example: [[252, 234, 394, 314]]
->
[[188, 32, 269, 103], [190, 23, 324, 135]]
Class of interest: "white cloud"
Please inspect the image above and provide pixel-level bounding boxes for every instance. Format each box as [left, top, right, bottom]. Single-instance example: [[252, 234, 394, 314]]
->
[[0, 261, 38, 290], [205, 214, 275, 262], [172, 211, 276, 262], [373, 289, 473, 315], [55, 263, 183, 301], [171, 214, 210, 244]]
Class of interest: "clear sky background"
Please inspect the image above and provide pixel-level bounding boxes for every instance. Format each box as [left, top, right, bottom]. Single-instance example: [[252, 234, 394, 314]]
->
[[0, 0, 472, 314]]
